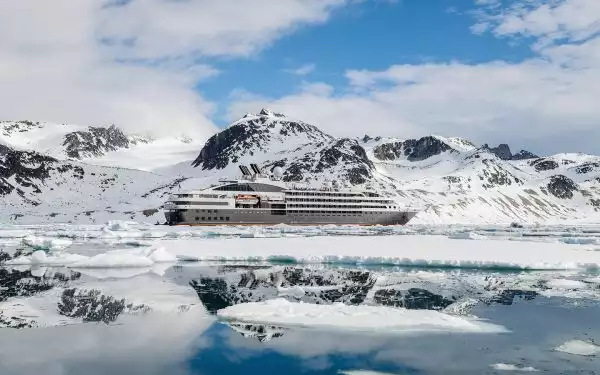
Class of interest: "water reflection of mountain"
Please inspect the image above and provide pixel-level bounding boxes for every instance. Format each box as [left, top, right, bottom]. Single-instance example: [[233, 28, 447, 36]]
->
[[227, 322, 287, 342], [189, 265, 543, 329]]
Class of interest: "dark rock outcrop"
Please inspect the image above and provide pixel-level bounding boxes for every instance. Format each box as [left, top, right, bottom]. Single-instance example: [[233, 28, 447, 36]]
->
[[547, 175, 578, 199], [62, 125, 145, 159], [530, 158, 559, 172], [373, 136, 454, 162], [512, 149, 539, 160], [482, 144, 538, 160]]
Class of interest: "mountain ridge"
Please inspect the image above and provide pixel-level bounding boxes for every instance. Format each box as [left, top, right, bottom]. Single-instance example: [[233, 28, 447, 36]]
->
[[2, 110, 600, 225]]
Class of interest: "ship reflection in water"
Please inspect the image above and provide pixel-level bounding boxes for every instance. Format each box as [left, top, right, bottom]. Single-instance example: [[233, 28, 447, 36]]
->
[[1, 264, 600, 375]]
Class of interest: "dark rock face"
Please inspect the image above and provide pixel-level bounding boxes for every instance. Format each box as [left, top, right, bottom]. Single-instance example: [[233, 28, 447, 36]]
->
[[530, 158, 559, 172], [373, 136, 453, 162], [482, 144, 538, 161], [58, 288, 149, 324], [547, 175, 579, 199], [62, 125, 140, 159], [575, 162, 600, 174], [512, 149, 539, 160], [281, 139, 374, 185], [484, 144, 512, 160]]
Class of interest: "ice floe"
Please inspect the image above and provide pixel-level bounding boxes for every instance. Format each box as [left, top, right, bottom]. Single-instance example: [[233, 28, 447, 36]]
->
[[22, 236, 72, 251], [217, 298, 508, 334], [490, 363, 539, 371], [158, 235, 600, 270], [554, 340, 600, 356], [5, 246, 176, 268]]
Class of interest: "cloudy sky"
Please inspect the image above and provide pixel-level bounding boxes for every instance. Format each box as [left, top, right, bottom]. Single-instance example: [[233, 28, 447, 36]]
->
[[1, 0, 599, 155]]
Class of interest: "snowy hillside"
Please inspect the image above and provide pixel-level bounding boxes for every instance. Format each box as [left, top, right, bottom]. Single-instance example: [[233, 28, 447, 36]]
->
[[0, 120, 204, 171], [2, 109, 600, 225], [0, 142, 187, 223]]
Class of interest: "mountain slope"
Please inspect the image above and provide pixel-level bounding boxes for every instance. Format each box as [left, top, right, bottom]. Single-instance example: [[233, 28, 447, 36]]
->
[[0, 142, 185, 223], [0, 120, 204, 171]]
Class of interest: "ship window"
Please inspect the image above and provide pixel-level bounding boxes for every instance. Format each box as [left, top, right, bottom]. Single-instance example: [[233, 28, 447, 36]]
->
[[214, 184, 255, 192]]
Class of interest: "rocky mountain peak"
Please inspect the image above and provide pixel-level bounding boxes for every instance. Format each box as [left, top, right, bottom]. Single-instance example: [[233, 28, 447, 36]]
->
[[482, 143, 538, 161], [258, 108, 286, 118], [192, 110, 334, 170]]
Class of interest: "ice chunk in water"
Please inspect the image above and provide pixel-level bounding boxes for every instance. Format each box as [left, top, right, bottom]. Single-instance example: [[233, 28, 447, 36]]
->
[[555, 340, 600, 356]]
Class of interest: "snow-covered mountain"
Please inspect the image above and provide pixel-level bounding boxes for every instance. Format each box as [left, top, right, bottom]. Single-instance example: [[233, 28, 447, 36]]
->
[[0, 120, 203, 171], [2, 109, 600, 225]]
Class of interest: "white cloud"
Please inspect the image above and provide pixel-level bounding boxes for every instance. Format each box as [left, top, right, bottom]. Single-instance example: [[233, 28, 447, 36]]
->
[[284, 64, 317, 76], [0, 0, 351, 138], [475, 0, 600, 48], [227, 0, 600, 155]]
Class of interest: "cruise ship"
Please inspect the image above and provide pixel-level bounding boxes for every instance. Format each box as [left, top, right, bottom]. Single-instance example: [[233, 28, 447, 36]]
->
[[163, 164, 418, 226]]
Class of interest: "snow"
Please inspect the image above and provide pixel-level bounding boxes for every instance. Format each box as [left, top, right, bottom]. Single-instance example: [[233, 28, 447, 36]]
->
[[554, 340, 600, 356], [158, 235, 600, 270], [490, 363, 539, 372], [217, 298, 508, 334]]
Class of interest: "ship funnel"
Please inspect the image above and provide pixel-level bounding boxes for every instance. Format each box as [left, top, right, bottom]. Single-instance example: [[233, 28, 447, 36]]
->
[[250, 163, 262, 175], [239, 165, 252, 176]]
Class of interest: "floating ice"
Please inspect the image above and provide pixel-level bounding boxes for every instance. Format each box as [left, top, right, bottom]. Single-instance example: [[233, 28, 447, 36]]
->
[[22, 236, 72, 251], [217, 298, 508, 334], [448, 232, 487, 240], [546, 279, 587, 290], [104, 220, 136, 231], [70, 253, 154, 268], [6, 246, 176, 269], [147, 247, 177, 263], [490, 363, 539, 371], [158, 235, 600, 271], [555, 340, 600, 356], [559, 238, 598, 245], [8, 252, 88, 266]]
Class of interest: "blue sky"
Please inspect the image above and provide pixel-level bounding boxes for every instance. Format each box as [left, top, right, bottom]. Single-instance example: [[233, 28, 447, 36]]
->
[[2, 0, 600, 154], [200, 0, 535, 124]]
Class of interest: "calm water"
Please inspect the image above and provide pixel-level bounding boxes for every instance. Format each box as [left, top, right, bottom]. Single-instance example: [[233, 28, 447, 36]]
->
[[2, 261, 600, 374]]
